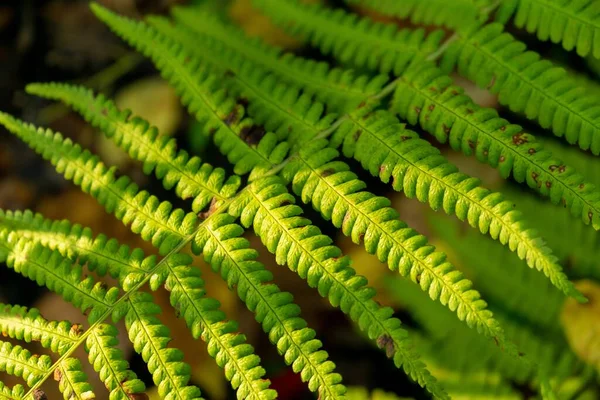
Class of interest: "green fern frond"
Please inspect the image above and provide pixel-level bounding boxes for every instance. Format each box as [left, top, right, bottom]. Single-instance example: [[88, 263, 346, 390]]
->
[[86, 323, 147, 399], [443, 22, 600, 156], [498, 0, 600, 58], [25, 82, 242, 213], [279, 140, 515, 341], [0, 303, 77, 356], [0, 112, 196, 256], [166, 8, 387, 112], [429, 214, 564, 334], [90, 3, 287, 180], [250, 0, 444, 75], [393, 60, 600, 232], [0, 210, 275, 400], [332, 104, 580, 300], [194, 212, 347, 400], [506, 187, 600, 281], [54, 358, 96, 400], [344, 0, 494, 29], [0, 237, 120, 323], [0, 209, 146, 282], [125, 292, 203, 399], [387, 277, 588, 385], [0, 110, 340, 399], [143, 16, 336, 150], [229, 175, 448, 399], [0, 341, 51, 388], [0, 382, 25, 399]]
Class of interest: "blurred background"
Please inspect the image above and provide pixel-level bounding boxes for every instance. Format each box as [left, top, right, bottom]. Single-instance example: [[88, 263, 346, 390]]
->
[[1, 1, 600, 399]]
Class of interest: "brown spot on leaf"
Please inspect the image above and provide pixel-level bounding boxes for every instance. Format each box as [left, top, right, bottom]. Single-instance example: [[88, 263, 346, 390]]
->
[[483, 150, 489, 156], [512, 133, 528, 146], [589, 211, 594, 222], [358, 101, 367, 108], [128, 394, 150, 400], [198, 198, 217, 220], [499, 155, 506, 162], [500, 126, 506, 131], [528, 148, 536, 155], [33, 389, 47, 400], [545, 181, 552, 188], [353, 129, 362, 142], [531, 172, 539, 182], [414, 107, 421, 114], [559, 165, 566, 173], [101, 108, 108, 116], [443, 124, 450, 134], [401, 135, 412, 141], [580, 183, 586, 189], [236, 97, 249, 107], [239, 125, 266, 146], [70, 324, 83, 337], [54, 368, 62, 382], [223, 106, 241, 126], [486, 74, 496, 89], [468, 140, 476, 150], [224, 69, 236, 78], [377, 334, 395, 358], [321, 168, 335, 177], [428, 104, 435, 111]]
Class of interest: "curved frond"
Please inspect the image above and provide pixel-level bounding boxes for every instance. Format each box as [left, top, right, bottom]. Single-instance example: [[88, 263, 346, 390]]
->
[[387, 278, 587, 385], [393, 61, 600, 232], [126, 292, 203, 399], [55, 358, 96, 400], [0, 208, 147, 282], [250, 0, 444, 75], [280, 140, 512, 345], [499, 0, 600, 58], [0, 211, 276, 400], [0, 112, 197, 256], [0, 342, 51, 387], [0, 303, 77, 356], [344, 0, 494, 29], [144, 17, 337, 148], [167, 8, 388, 112], [229, 175, 448, 399], [90, 3, 288, 180], [87, 323, 146, 400], [429, 214, 565, 334], [26, 82, 241, 213], [193, 213, 347, 400], [0, 382, 25, 399], [332, 104, 580, 300], [443, 22, 600, 156], [1, 237, 119, 324]]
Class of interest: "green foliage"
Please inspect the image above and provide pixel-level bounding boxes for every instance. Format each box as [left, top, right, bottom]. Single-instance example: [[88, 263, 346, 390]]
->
[[0, 0, 600, 399]]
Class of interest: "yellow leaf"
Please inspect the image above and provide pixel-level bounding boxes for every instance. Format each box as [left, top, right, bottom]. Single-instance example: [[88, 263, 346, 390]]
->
[[561, 280, 600, 371]]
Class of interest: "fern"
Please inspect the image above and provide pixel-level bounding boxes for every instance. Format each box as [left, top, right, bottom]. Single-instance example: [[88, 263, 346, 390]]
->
[[442, 22, 600, 156], [497, 0, 600, 58], [344, 0, 496, 29], [1, 0, 600, 398]]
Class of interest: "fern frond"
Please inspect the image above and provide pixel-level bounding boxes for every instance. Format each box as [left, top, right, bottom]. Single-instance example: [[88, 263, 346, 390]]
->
[[0, 382, 24, 399], [0, 112, 197, 256], [393, 61, 600, 232], [0, 303, 77, 356], [0, 237, 120, 323], [0, 211, 275, 400], [344, 0, 494, 29], [443, 22, 600, 156], [332, 104, 580, 300], [0, 106, 339, 398], [0, 342, 51, 388], [0, 209, 147, 282], [506, 187, 600, 281], [194, 213, 347, 400], [54, 358, 96, 400], [167, 8, 388, 112], [90, 3, 287, 180], [126, 292, 203, 399], [25, 82, 241, 213], [498, 0, 600, 58], [229, 175, 448, 399], [279, 139, 515, 340], [250, 0, 444, 75], [87, 323, 146, 400], [144, 17, 337, 148], [429, 214, 564, 334], [387, 277, 587, 385]]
